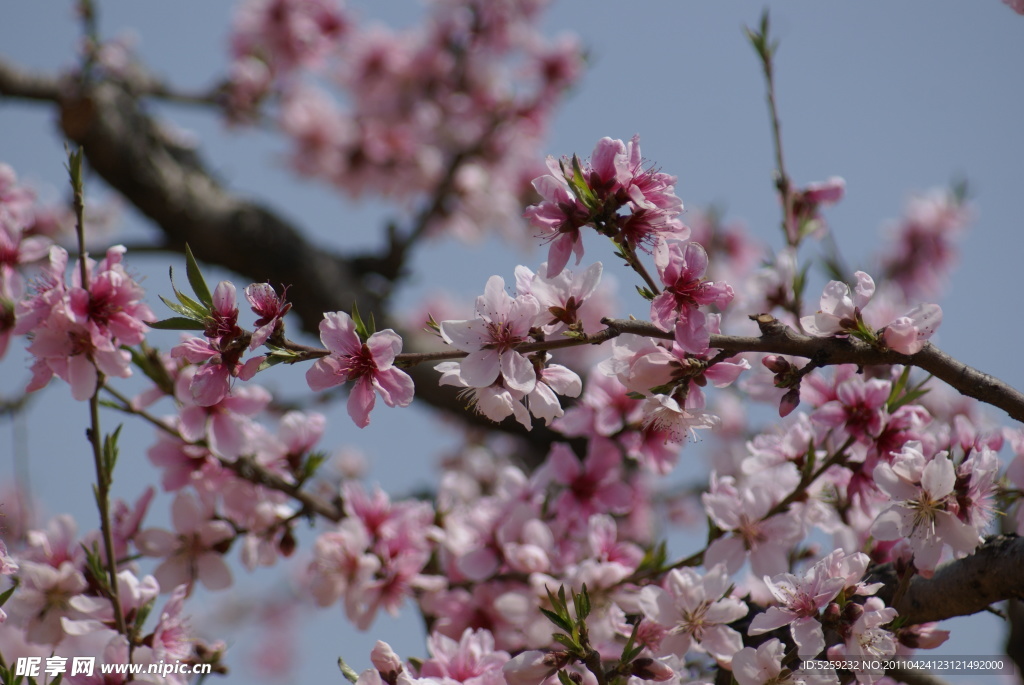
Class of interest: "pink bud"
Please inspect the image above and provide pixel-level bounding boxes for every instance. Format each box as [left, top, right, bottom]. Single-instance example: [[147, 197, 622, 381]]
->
[[370, 641, 403, 678], [779, 388, 800, 417], [631, 657, 675, 681]]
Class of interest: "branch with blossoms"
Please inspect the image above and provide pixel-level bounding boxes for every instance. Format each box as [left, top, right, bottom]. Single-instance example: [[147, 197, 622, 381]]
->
[[5, 3, 1024, 685]]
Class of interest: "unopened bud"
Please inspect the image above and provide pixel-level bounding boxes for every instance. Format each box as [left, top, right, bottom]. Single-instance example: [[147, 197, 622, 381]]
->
[[631, 657, 675, 681], [779, 388, 801, 417], [844, 602, 865, 623], [762, 354, 792, 374], [822, 602, 842, 624], [370, 641, 403, 684]]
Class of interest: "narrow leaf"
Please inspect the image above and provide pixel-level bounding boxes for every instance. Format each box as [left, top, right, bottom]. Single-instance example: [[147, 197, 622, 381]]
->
[[540, 607, 573, 634], [168, 267, 210, 318], [184, 244, 213, 307], [159, 295, 203, 321], [148, 316, 207, 331]]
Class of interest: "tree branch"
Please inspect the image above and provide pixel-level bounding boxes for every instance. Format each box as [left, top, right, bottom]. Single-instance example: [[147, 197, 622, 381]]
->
[[602, 317, 1024, 424], [0, 56, 570, 455], [871, 534, 1024, 625]]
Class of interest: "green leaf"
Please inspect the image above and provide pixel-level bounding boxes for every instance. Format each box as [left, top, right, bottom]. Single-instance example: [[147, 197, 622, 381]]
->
[[337, 658, 360, 684], [545, 585, 567, 617], [890, 387, 931, 412], [0, 584, 16, 608], [65, 146, 84, 192], [129, 345, 176, 396], [148, 316, 207, 331], [103, 425, 123, 476], [184, 244, 213, 307], [565, 154, 597, 208], [557, 670, 576, 685], [573, 585, 591, 620], [159, 294, 206, 322], [299, 451, 328, 483], [886, 365, 912, 409], [540, 607, 573, 634], [635, 285, 655, 301], [552, 633, 579, 652], [168, 267, 210, 319], [351, 302, 372, 340]]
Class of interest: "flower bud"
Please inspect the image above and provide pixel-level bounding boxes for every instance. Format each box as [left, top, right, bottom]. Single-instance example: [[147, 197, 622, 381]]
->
[[631, 657, 675, 681], [370, 641, 403, 683]]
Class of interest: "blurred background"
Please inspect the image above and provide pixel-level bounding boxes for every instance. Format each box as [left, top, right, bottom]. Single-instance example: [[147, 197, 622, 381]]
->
[[1, 1, 1023, 682]]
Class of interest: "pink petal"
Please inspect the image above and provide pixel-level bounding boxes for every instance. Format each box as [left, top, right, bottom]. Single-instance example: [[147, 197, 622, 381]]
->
[[209, 413, 246, 459], [365, 329, 403, 367], [319, 311, 361, 356], [306, 357, 346, 391], [459, 349, 501, 388], [171, 492, 204, 534], [500, 351, 537, 393], [347, 376, 376, 428], [68, 355, 98, 400], [372, 367, 415, 408], [197, 553, 232, 591], [191, 363, 231, 406]]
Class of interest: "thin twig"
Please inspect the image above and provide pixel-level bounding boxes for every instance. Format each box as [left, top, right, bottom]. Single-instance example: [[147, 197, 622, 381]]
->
[[100, 386, 345, 522], [70, 146, 128, 638]]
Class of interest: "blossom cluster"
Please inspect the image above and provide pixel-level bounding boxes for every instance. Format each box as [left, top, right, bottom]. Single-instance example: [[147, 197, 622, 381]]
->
[[226, 0, 584, 242], [4, 5, 1024, 680]]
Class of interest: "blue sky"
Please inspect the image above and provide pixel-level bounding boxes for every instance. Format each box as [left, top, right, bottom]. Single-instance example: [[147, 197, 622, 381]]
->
[[2, 2, 1022, 682]]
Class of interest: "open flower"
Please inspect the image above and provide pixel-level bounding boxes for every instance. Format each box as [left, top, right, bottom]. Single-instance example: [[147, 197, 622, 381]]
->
[[439, 275, 541, 393], [871, 442, 980, 572], [306, 311, 414, 427], [638, 564, 747, 664], [650, 240, 733, 354], [801, 271, 875, 337]]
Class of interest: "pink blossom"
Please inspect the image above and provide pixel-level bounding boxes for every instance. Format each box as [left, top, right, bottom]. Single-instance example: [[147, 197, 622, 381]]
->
[[801, 271, 875, 337], [0, 540, 16, 576], [524, 166, 590, 278], [439, 276, 541, 393], [639, 394, 721, 443], [826, 597, 897, 684], [135, 491, 235, 593], [871, 442, 980, 572], [306, 310, 415, 427], [811, 375, 891, 443], [789, 176, 846, 242], [702, 473, 804, 577], [514, 261, 603, 335], [148, 584, 193, 663], [244, 282, 292, 349], [638, 564, 747, 664], [232, 0, 348, 73], [733, 638, 839, 685], [880, 189, 971, 299], [650, 240, 733, 354], [436, 361, 533, 429], [748, 552, 868, 656], [1005, 0, 1024, 14], [502, 650, 563, 685], [308, 519, 381, 619], [67, 245, 154, 347], [420, 628, 510, 685], [4, 561, 88, 644], [541, 440, 632, 532], [176, 372, 271, 459], [881, 303, 942, 355]]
